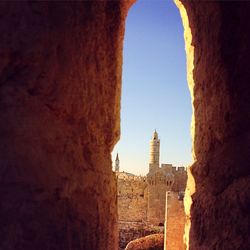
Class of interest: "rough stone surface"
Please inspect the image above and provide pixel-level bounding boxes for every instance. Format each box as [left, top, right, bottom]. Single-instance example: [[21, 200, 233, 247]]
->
[[116, 164, 186, 250], [0, 1, 133, 249], [117, 173, 148, 222], [165, 192, 185, 250], [116, 165, 186, 226], [118, 221, 163, 250], [1, 1, 250, 250], [147, 166, 186, 225], [178, 1, 250, 249], [125, 234, 164, 250]]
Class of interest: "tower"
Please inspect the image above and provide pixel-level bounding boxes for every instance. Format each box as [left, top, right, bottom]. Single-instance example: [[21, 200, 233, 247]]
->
[[147, 130, 165, 225], [115, 153, 120, 172], [149, 130, 160, 172]]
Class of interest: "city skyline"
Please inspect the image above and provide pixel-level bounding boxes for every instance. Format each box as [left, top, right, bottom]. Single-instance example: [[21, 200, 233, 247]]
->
[[112, 0, 192, 175]]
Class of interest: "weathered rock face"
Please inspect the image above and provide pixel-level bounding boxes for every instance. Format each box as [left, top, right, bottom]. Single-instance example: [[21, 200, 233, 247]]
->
[[125, 234, 164, 250], [0, 1, 250, 250], [118, 222, 163, 250], [178, 1, 250, 249], [0, 1, 133, 249]]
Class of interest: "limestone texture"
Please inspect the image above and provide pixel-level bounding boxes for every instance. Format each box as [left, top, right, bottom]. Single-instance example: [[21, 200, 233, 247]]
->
[[178, 1, 250, 249], [116, 170, 186, 249], [117, 173, 148, 222], [147, 166, 186, 226], [118, 221, 163, 250], [117, 130, 187, 233], [165, 192, 185, 250], [0, 1, 133, 249], [125, 234, 164, 250], [0, 0, 250, 250]]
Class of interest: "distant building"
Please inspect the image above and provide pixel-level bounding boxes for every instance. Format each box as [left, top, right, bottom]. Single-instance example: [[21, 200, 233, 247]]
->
[[115, 131, 187, 249]]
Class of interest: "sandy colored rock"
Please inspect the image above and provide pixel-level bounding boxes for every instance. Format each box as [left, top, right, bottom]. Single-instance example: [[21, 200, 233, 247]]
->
[[0, 1, 133, 249], [125, 234, 164, 250], [0, 0, 250, 250], [177, 1, 250, 249], [118, 221, 163, 250]]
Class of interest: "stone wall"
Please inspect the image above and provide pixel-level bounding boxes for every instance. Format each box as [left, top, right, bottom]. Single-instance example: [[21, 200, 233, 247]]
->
[[0, 1, 134, 249], [117, 167, 187, 226], [165, 192, 185, 250], [172, 168, 187, 192], [1, 1, 250, 249], [147, 183, 168, 225], [117, 173, 148, 222], [176, 1, 250, 249], [117, 171, 186, 249], [147, 167, 187, 225]]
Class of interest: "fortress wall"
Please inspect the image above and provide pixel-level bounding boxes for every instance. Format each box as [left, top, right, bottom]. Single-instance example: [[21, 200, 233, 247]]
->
[[147, 168, 187, 226], [165, 192, 185, 250], [2, 1, 249, 249], [117, 169, 187, 249], [147, 184, 168, 225], [172, 170, 187, 192], [117, 176, 148, 222]]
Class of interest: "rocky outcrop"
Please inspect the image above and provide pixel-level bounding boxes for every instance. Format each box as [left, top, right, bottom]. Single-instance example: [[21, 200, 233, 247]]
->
[[125, 234, 164, 250], [177, 1, 250, 249], [0, 1, 134, 249], [0, 0, 250, 249], [119, 222, 163, 250]]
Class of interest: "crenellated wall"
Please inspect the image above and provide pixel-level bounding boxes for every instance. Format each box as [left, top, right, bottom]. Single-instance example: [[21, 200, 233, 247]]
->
[[117, 168, 186, 249], [147, 165, 187, 225]]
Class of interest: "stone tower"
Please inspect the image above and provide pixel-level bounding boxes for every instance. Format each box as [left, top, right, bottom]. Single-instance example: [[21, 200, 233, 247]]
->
[[147, 130, 174, 225], [149, 130, 160, 172], [115, 153, 120, 172]]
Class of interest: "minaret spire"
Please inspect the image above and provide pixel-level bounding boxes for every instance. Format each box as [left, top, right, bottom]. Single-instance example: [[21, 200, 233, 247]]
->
[[115, 153, 120, 172]]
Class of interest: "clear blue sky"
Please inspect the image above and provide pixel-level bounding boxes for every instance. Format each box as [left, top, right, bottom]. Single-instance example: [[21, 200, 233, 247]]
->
[[112, 0, 192, 175]]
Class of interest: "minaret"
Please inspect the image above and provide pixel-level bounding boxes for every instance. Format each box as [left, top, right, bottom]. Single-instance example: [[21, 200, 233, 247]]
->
[[149, 130, 160, 172], [115, 153, 120, 172]]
